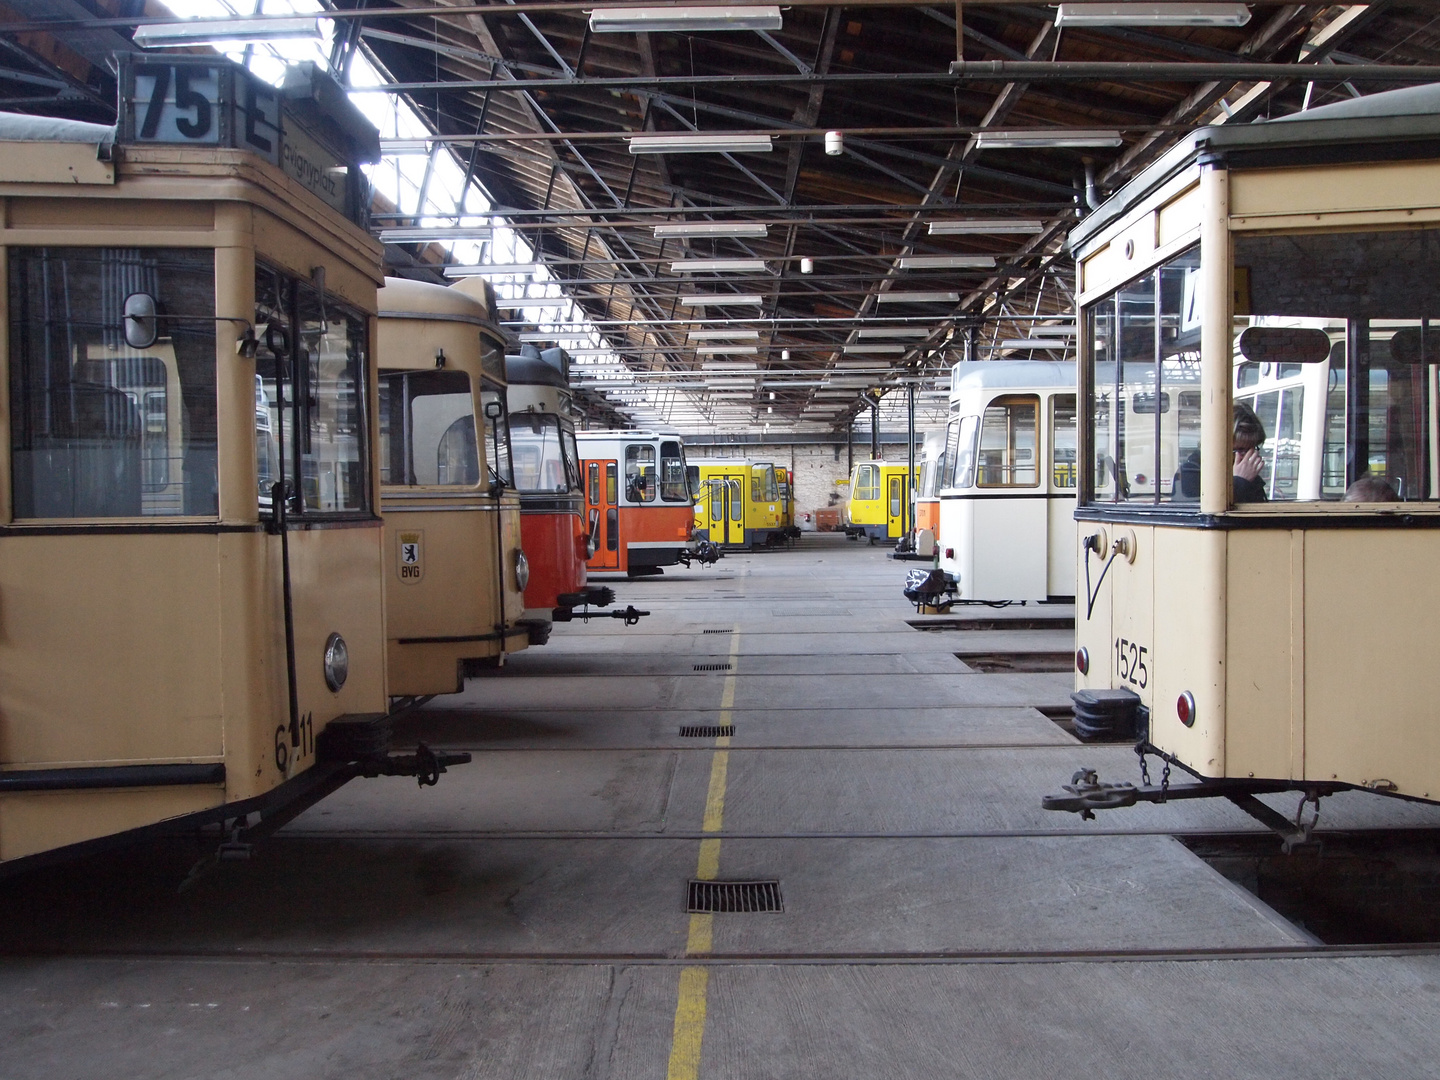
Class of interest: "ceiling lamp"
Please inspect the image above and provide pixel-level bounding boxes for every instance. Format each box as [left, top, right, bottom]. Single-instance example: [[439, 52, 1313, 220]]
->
[[875, 291, 959, 304], [689, 330, 761, 341], [630, 134, 772, 154], [800, 257, 814, 274], [494, 298, 568, 309], [928, 220, 1045, 236], [379, 226, 493, 243], [132, 16, 323, 47], [671, 259, 768, 273], [974, 130, 1123, 149], [697, 346, 760, 355], [844, 344, 907, 354], [679, 294, 764, 306], [898, 255, 996, 270], [444, 264, 540, 277], [590, 6, 783, 33], [856, 328, 931, 339], [518, 332, 592, 343], [1000, 339, 1071, 349], [654, 222, 769, 239], [1054, 3, 1251, 27]]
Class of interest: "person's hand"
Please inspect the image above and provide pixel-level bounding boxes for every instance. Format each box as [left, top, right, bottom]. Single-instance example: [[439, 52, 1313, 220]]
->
[[1234, 448, 1263, 481]]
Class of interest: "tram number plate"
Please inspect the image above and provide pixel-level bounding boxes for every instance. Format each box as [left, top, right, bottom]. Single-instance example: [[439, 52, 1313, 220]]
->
[[1114, 637, 1149, 689]]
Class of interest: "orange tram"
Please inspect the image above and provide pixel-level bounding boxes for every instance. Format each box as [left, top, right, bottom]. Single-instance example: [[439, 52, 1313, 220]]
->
[[578, 430, 699, 577]]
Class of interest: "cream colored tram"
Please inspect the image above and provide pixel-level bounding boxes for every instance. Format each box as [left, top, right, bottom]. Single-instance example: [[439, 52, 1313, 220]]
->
[[0, 57, 461, 871], [376, 277, 531, 696], [936, 362, 1077, 602], [1057, 84, 1440, 813]]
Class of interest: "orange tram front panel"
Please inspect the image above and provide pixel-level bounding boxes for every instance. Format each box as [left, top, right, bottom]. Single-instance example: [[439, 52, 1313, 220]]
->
[[578, 431, 695, 576]]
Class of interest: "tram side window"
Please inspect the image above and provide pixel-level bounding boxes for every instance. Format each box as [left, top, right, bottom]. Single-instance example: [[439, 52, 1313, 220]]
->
[[855, 464, 879, 500], [660, 441, 688, 502], [377, 370, 477, 487], [686, 464, 700, 495], [1052, 395, 1077, 489], [976, 398, 1038, 487], [9, 247, 218, 519], [479, 383, 514, 489], [625, 444, 656, 502], [1232, 228, 1440, 502]]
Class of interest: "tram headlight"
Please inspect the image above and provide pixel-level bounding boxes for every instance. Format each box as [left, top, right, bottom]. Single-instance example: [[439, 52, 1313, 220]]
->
[[1075, 647, 1089, 676], [323, 633, 349, 693], [515, 549, 531, 592], [1177, 690, 1197, 728]]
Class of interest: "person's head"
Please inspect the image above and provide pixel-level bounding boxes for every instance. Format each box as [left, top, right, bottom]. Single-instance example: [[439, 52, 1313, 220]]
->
[[1233, 402, 1266, 455], [1343, 474, 1399, 502]]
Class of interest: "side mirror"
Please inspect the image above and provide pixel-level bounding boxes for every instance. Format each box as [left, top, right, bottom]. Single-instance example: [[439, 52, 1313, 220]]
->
[[484, 400, 504, 420], [123, 293, 158, 350]]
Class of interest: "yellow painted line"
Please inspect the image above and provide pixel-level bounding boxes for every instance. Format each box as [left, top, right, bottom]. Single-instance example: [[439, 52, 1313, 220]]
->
[[666, 623, 741, 1080]]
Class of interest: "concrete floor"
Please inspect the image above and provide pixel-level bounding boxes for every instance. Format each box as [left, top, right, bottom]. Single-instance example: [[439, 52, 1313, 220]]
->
[[4, 532, 1440, 1078]]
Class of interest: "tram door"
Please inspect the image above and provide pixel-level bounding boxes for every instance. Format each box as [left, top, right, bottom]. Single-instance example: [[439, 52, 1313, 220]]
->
[[887, 472, 906, 538], [708, 477, 745, 546], [586, 458, 620, 570]]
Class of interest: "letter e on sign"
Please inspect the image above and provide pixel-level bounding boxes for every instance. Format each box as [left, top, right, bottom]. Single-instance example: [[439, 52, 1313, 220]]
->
[[398, 530, 424, 583]]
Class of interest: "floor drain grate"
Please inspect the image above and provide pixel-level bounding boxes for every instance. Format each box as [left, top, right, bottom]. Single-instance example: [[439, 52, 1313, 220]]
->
[[702, 628, 732, 634], [958, 652, 1074, 673], [679, 725, 735, 738], [693, 662, 733, 671], [688, 880, 783, 913]]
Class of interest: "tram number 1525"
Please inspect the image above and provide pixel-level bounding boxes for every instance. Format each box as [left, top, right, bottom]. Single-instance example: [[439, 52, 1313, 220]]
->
[[1115, 638, 1149, 689]]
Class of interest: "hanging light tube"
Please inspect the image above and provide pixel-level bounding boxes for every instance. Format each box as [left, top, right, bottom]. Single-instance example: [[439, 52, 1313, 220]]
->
[[856, 328, 931, 339], [444, 264, 540, 277], [679, 294, 764, 306], [630, 134, 773, 155], [897, 255, 996, 270], [974, 130, 1124, 149], [379, 226, 493, 243], [132, 16, 323, 47], [689, 330, 761, 340], [590, 6, 783, 33], [1054, 4, 1251, 27], [671, 259, 768, 273], [875, 291, 960, 304], [654, 222, 769, 239], [928, 220, 1045, 236]]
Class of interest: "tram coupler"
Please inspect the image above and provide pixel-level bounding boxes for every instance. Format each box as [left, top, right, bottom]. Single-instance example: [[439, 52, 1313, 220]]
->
[[355, 742, 471, 788], [553, 602, 649, 625], [679, 540, 721, 567]]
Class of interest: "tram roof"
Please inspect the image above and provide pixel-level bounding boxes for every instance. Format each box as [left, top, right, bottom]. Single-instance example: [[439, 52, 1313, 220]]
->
[[950, 360, 1075, 394], [0, 112, 113, 151], [378, 276, 496, 328], [1070, 82, 1440, 253]]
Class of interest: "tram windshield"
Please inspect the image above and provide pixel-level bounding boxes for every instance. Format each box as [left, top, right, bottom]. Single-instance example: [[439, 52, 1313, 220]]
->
[[378, 370, 479, 487], [1087, 232, 1440, 506], [511, 412, 580, 494], [479, 383, 514, 489], [752, 464, 778, 502], [660, 440, 690, 503], [9, 247, 219, 519]]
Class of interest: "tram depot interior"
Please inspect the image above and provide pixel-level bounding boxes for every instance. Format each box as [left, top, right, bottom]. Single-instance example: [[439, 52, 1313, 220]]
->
[[12, 2, 1440, 1078]]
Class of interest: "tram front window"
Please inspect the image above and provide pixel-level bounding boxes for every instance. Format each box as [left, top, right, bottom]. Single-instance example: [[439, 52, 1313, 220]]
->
[[255, 265, 370, 515], [479, 384, 514, 489], [511, 413, 579, 494], [660, 440, 688, 502], [625, 444, 656, 502], [9, 247, 219, 519], [378, 370, 478, 486]]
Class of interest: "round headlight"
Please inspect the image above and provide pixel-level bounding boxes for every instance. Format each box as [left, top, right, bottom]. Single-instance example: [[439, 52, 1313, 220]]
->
[[323, 633, 349, 693], [1177, 690, 1197, 728], [515, 549, 531, 592]]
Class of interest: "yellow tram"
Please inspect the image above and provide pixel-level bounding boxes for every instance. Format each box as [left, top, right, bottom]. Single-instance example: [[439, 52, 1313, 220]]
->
[[376, 277, 532, 696], [0, 58, 464, 871], [690, 457, 784, 550], [844, 460, 914, 545], [1051, 84, 1440, 817]]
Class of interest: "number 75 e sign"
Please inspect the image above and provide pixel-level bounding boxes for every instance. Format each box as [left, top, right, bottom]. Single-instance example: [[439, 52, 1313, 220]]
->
[[119, 55, 281, 165]]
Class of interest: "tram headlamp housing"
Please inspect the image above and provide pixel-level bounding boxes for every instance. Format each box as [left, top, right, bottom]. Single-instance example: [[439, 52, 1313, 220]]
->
[[515, 550, 531, 592], [1075, 647, 1089, 676], [323, 633, 349, 693], [1177, 690, 1197, 728]]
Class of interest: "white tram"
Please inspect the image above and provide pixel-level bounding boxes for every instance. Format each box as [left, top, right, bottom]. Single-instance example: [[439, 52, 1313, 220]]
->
[[1051, 84, 1440, 818], [936, 361, 1077, 602]]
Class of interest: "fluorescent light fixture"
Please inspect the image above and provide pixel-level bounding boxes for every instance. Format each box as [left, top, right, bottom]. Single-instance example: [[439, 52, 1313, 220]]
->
[[444, 264, 540, 277], [494, 298, 569, 309], [1055, 3, 1251, 27], [689, 330, 760, 341], [679, 294, 764, 306], [844, 344, 907, 354], [999, 339, 1071, 349], [380, 140, 433, 154], [671, 259, 768, 273], [1030, 325, 1077, 336], [696, 346, 759, 355], [898, 255, 996, 270], [928, 219, 1045, 236], [379, 226, 493, 243], [630, 134, 773, 155], [133, 16, 323, 47], [654, 222, 768, 239], [701, 361, 759, 369], [875, 291, 959, 304], [518, 332, 593, 343], [974, 130, 1124, 149], [590, 6, 783, 33], [856, 328, 931, 339]]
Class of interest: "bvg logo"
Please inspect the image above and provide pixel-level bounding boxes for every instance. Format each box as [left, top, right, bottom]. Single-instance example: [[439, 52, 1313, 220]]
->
[[398, 530, 424, 583]]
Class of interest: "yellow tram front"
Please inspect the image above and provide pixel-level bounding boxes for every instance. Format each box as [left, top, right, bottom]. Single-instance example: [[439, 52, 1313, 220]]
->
[[1061, 85, 1440, 810], [0, 58, 457, 869]]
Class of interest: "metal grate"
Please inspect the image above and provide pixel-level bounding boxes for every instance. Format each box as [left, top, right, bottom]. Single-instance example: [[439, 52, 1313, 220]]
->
[[702, 628, 732, 634], [679, 725, 735, 738], [693, 662, 733, 672], [688, 879, 783, 913]]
